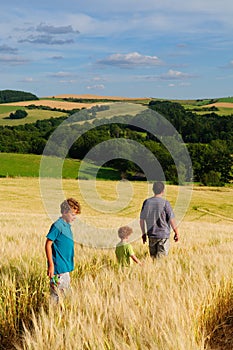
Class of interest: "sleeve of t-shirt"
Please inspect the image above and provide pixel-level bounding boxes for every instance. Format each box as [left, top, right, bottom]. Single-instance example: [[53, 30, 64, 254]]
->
[[140, 199, 148, 219], [46, 223, 60, 241], [165, 201, 175, 221], [127, 244, 135, 256]]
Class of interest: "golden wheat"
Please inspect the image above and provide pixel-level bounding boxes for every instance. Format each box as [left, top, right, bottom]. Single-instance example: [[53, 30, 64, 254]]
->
[[0, 178, 233, 349]]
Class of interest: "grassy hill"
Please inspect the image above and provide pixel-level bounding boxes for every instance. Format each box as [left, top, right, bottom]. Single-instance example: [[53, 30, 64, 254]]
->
[[0, 107, 67, 126], [179, 96, 233, 116], [0, 153, 120, 180], [0, 100, 147, 127], [1, 94, 233, 126]]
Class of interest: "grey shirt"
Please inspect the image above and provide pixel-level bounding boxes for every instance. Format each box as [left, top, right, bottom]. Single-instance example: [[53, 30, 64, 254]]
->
[[140, 196, 175, 239]]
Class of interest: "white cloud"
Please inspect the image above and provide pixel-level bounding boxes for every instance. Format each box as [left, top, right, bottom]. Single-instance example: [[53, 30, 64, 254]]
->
[[86, 84, 105, 90], [135, 70, 196, 82], [97, 52, 163, 68], [48, 71, 74, 78], [59, 80, 77, 84], [19, 77, 35, 82], [159, 69, 195, 80]]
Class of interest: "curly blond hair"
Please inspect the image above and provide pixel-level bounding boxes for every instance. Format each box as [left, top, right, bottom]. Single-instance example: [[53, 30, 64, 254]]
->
[[118, 225, 133, 239], [60, 198, 81, 214]]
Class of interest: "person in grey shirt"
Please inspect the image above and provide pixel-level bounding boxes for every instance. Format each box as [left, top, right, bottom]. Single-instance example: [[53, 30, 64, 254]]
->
[[140, 181, 179, 258]]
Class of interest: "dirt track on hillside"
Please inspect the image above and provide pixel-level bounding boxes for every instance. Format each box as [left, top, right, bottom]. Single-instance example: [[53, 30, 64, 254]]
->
[[205, 102, 233, 108]]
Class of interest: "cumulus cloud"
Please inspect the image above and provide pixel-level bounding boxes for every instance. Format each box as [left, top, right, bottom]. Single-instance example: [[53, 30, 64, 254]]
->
[[159, 69, 195, 80], [97, 52, 163, 68]]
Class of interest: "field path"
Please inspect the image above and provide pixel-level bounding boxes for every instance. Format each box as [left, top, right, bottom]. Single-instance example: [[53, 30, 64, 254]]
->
[[196, 208, 233, 222], [205, 102, 233, 108], [1, 99, 106, 110]]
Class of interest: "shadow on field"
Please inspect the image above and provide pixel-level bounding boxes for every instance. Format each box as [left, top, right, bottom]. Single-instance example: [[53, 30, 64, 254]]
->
[[205, 315, 233, 350]]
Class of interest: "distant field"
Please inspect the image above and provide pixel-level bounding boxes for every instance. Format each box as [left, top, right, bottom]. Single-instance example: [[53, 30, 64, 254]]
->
[[68, 102, 147, 126], [1, 95, 232, 126], [0, 153, 120, 180], [0, 96, 149, 126], [218, 97, 233, 103], [0, 99, 101, 111], [205, 102, 233, 109], [182, 103, 233, 116], [0, 93, 150, 112], [53, 93, 149, 101], [0, 107, 67, 126]]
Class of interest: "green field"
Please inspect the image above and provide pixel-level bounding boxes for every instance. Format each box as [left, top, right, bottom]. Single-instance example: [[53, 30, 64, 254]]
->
[[182, 104, 233, 116], [0, 107, 67, 126], [1, 97, 232, 127], [218, 96, 233, 103], [171, 96, 233, 116], [176, 96, 233, 105], [0, 153, 120, 180]]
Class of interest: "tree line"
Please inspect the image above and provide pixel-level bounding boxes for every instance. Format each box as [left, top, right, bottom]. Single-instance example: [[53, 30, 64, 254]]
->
[[0, 101, 232, 185], [0, 90, 38, 103]]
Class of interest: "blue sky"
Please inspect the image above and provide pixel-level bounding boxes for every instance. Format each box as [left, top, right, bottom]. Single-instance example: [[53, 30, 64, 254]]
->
[[1, 0, 233, 99]]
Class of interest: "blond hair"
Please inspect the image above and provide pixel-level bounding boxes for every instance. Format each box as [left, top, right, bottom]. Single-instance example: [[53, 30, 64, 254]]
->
[[118, 226, 133, 239], [60, 198, 81, 214]]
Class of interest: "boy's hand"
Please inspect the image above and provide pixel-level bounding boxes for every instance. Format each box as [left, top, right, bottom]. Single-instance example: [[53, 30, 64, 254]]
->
[[174, 233, 179, 242], [142, 234, 147, 244], [47, 265, 54, 278]]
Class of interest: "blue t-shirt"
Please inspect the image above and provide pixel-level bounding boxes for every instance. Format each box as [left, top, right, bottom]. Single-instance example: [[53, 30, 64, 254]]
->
[[46, 217, 74, 274]]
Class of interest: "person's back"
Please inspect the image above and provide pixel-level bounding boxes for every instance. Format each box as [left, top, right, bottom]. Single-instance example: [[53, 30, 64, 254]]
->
[[140, 181, 179, 259], [140, 196, 172, 239]]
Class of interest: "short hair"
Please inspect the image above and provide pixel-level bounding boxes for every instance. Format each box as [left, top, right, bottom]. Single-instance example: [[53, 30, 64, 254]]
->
[[118, 225, 133, 239], [60, 198, 81, 214], [153, 181, 165, 195]]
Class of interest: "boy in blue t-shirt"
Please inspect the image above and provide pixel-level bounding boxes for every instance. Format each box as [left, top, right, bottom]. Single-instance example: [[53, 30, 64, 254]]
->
[[45, 197, 81, 302]]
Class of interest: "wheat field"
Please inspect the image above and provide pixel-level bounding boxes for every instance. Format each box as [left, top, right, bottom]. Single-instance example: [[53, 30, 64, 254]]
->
[[0, 178, 233, 350]]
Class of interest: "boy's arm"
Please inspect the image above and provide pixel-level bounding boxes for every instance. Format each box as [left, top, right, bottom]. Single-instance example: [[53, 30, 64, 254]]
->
[[130, 254, 142, 265], [140, 218, 147, 244], [45, 238, 54, 278], [170, 218, 179, 242]]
